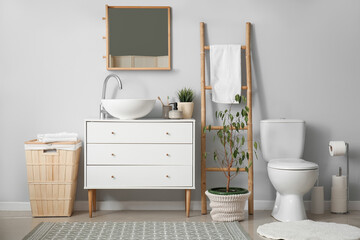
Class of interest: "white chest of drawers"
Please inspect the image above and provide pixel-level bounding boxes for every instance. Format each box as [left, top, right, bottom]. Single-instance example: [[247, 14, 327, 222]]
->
[[84, 119, 195, 217]]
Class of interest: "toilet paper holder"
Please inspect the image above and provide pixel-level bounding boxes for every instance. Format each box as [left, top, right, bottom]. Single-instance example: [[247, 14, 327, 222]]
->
[[329, 142, 349, 213]]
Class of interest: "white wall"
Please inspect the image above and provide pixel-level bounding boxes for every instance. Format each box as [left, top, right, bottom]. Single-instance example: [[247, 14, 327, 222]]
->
[[1, 0, 359, 204]]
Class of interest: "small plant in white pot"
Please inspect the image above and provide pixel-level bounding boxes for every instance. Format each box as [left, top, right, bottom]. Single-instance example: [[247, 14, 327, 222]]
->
[[177, 87, 195, 119], [204, 94, 258, 222]]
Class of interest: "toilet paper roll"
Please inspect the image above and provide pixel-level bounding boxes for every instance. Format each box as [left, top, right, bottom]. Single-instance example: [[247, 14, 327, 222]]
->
[[331, 198, 347, 213], [311, 186, 324, 214], [332, 175, 347, 189], [329, 141, 347, 156], [331, 183, 347, 213], [331, 187, 347, 199]]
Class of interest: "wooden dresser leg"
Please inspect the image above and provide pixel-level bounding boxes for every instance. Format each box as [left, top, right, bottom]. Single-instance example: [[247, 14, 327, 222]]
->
[[92, 189, 96, 212], [185, 191, 187, 209], [185, 189, 191, 217], [88, 189, 93, 218]]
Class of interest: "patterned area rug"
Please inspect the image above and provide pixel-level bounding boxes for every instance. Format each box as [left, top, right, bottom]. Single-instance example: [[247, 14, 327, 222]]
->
[[23, 222, 250, 240]]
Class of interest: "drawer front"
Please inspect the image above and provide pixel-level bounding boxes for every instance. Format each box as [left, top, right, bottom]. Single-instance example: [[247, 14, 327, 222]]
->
[[87, 122, 192, 144], [87, 144, 192, 165], [87, 166, 192, 188]]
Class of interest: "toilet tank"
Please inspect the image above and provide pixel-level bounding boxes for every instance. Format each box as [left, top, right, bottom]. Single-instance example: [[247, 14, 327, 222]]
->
[[260, 119, 305, 162]]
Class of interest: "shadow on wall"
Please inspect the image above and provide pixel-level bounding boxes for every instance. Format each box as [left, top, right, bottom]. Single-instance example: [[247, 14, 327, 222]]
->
[[251, 23, 268, 121], [349, 147, 360, 200], [248, 24, 277, 200], [303, 123, 331, 200]]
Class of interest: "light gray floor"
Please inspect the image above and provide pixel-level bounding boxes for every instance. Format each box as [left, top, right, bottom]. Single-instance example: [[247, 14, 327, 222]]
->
[[0, 210, 359, 240]]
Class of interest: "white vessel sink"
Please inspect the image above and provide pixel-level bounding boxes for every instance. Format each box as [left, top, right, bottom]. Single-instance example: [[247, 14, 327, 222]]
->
[[101, 99, 156, 120]]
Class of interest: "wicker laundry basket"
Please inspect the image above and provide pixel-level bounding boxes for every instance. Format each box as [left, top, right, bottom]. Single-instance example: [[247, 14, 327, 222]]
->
[[24, 140, 81, 217]]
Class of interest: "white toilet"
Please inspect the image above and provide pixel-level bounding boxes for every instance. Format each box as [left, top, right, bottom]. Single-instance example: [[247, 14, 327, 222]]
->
[[260, 119, 319, 222]]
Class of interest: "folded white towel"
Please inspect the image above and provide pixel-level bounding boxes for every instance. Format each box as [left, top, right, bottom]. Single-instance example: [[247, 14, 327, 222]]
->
[[210, 45, 242, 104], [37, 132, 78, 143]]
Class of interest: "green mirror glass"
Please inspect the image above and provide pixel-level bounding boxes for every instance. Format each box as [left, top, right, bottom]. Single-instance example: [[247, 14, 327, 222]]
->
[[106, 6, 171, 70]]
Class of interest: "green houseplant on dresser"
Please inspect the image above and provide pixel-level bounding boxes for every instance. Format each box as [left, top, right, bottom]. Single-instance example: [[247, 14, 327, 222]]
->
[[177, 87, 195, 119], [204, 94, 258, 222]]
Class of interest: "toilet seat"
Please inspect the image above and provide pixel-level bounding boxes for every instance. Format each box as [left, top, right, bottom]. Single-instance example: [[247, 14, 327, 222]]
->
[[268, 159, 318, 170]]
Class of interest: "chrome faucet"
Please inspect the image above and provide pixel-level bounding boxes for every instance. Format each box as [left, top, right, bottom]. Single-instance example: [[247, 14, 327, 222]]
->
[[100, 74, 123, 119]]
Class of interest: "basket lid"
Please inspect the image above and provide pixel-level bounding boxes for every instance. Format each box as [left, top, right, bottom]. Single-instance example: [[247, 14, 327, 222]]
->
[[25, 139, 82, 151], [25, 139, 81, 145]]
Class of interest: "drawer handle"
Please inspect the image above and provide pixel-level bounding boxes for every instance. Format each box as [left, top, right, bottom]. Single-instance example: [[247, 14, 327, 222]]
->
[[111, 175, 115, 179], [166, 153, 169, 157], [111, 131, 115, 135], [165, 132, 170, 135], [165, 175, 170, 178], [111, 153, 116, 157]]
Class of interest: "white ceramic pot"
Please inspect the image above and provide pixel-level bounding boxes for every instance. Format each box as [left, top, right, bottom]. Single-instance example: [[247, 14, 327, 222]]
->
[[177, 102, 194, 119], [205, 190, 251, 222]]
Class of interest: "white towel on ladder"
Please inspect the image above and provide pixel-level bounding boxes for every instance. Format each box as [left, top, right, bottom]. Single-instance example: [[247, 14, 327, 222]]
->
[[210, 45, 241, 104]]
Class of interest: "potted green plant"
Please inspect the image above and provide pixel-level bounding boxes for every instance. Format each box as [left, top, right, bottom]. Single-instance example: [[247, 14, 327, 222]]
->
[[204, 94, 258, 222], [177, 87, 195, 119]]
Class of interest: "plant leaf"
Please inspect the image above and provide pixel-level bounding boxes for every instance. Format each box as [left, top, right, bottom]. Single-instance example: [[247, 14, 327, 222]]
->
[[229, 114, 234, 122], [241, 151, 245, 161], [241, 136, 245, 145], [177, 87, 195, 102], [235, 94, 241, 103], [233, 148, 239, 158]]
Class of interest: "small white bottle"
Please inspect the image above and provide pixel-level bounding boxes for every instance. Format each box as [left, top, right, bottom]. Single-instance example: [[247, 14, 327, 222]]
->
[[169, 103, 183, 119]]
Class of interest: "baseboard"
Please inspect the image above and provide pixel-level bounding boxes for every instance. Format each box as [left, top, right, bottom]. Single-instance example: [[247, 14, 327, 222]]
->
[[1, 200, 359, 211], [0, 202, 31, 211]]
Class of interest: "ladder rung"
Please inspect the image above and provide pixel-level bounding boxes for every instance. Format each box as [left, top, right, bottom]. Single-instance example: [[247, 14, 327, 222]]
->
[[204, 45, 246, 50], [205, 125, 247, 130], [205, 86, 248, 90], [206, 167, 246, 172]]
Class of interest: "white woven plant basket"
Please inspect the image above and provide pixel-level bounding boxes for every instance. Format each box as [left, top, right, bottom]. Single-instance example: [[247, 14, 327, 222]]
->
[[205, 190, 251, 222]]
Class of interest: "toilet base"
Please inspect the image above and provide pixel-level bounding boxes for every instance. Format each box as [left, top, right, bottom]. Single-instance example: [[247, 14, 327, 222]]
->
[[272, 192, 307, 222]]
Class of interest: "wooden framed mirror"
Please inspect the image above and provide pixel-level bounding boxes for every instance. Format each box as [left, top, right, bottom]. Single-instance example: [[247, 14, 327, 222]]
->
[[106, 6, 171, 70]]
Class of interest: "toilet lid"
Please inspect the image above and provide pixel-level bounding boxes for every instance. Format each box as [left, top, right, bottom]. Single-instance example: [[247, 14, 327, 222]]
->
[[268, 159, 318, 170]]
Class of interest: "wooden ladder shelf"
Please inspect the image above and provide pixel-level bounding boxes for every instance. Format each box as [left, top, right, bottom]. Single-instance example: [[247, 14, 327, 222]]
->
[[200, 22, 254, 215]]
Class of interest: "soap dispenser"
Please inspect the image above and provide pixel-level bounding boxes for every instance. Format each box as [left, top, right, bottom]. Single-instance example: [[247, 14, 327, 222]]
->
[[169, 103, 183, 119]]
